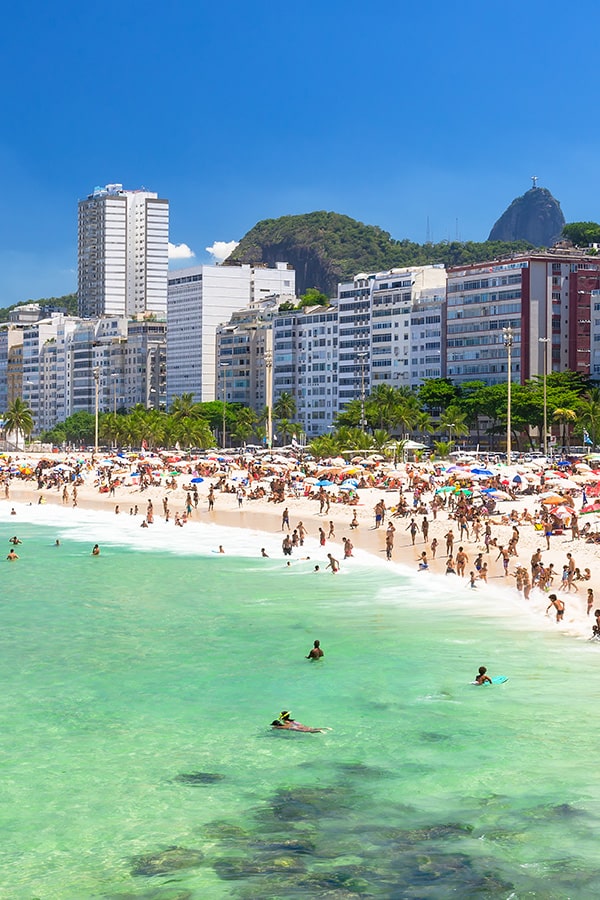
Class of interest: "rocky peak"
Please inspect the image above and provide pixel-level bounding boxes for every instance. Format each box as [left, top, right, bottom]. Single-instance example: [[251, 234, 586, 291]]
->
[[488, 186, 565, 246]]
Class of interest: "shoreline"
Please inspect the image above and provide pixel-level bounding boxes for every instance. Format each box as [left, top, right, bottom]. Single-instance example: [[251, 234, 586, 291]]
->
[[3, 454, 599, 640]]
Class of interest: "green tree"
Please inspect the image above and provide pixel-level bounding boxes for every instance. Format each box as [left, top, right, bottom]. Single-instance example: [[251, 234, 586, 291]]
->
[[418, 378, 458, 415], [170, 392, 203, 420], [299, 288, 330, 307], [274, 392, 297, 421], [3, 397, 34, 446], [552, 407, 577, 453], [562, 222, 600, 246], [577, 387, 600, 448]]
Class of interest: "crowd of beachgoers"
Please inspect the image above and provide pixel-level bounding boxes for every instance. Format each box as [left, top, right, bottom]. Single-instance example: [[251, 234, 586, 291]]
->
[[2, 446, 600, 638]]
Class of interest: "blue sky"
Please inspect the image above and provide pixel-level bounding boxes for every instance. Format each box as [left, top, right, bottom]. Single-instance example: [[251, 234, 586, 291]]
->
[[1, 0, 599, 304]]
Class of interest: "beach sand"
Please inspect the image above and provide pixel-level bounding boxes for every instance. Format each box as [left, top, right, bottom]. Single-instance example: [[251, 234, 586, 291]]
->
[[4, 453, 599, 639]]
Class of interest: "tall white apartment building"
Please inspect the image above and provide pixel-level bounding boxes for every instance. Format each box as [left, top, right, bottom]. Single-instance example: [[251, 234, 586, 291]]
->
[[78, 183, 169, 318], [336, 265, 446, 404], [167, 263, 295, 405], [272, 304, 338, 438]]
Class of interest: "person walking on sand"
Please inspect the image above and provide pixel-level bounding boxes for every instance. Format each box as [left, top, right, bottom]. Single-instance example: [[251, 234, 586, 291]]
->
[[456, 546, 469, 577], [445, 529, 455, 557], [319, 527, 326, 547], [328, 520, 335, 539], [421, 516, 429, 542], [208, 485, 215, 511], [406, 517, 419, 546], [496, 545, 510, 577], [281, 508, 290, 531], [546, 593, 565, 623], [587, 587, 594, 616], [430, 537, 438, 559]]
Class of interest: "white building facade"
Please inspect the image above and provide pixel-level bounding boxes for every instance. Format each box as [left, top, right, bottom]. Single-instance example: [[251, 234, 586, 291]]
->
[[78, 184, 169, 319], [167, 263, 295, 405]]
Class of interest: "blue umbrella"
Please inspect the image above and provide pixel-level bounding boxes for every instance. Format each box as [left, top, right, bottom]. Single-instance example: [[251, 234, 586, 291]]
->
[[557, 460, 571, 466], [315, 479, 333, 486], [191, 476, 204, 483], [340, 478, 359, 488], [513, 474, 522, 483], [471, 467, 493, 476]]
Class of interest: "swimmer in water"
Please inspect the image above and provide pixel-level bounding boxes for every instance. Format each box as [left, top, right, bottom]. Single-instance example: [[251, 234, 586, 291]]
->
[[474, 666, 492, 685], [306, 640, 324, 660], [271, 711, 324, 733], [92, 544, 100, 556]]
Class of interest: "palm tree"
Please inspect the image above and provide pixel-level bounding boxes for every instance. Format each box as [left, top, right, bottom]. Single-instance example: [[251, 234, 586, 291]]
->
[[176, 416, 214, 449], [273, 392, 296, 421], [578, 388, 600, 449], [439, 406, 469, 442], [553, 407, 577, 453], [3, 398, 34, 449], [170, 392, 203, 421]]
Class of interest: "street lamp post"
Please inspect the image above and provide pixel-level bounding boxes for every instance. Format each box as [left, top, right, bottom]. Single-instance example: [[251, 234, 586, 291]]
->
[[503, 327, 514, 462], [447, 423, 455, 445], [539, 337, 550, 457], [221, 361, 230, 449], [357, 351, 367, 433], [93, 367, 100, 456], [264, 349, 273, 449]]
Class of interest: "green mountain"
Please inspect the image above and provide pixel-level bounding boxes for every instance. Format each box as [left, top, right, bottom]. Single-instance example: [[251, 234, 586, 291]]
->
[[225, 211, 535, 296]]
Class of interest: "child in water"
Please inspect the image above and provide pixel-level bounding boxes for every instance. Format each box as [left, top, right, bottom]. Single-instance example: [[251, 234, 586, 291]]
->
[[474, 666, 492, 685]]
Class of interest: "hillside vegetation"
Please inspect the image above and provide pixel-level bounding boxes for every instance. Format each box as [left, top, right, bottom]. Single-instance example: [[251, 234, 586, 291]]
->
[[0, 293, 77, 323], [226, 211, 536, 295]]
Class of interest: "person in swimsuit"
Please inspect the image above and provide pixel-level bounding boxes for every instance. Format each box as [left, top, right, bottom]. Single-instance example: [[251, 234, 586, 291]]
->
[[546, 593, 565, 622], [271, 711, 324, 733], [474, 666, 492, 685], [306, 640, 324, 660]]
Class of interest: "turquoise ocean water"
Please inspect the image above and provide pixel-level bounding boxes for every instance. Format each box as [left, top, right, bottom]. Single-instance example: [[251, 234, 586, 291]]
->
[[1, 503, 600, 899]]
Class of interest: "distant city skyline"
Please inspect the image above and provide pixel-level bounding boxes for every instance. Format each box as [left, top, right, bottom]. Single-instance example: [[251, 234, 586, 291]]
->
[[1, 0, 599, 306]]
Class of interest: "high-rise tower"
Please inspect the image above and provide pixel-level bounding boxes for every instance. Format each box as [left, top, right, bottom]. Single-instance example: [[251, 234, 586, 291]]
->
[[77, 183, 169, 318]]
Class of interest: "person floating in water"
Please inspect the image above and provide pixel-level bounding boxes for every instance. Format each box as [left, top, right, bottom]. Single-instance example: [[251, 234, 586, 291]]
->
[[474, 666, 492, 685], [306, 640, 324, 660], [92, 544, 100, 556], [270, 710, 324, 733]]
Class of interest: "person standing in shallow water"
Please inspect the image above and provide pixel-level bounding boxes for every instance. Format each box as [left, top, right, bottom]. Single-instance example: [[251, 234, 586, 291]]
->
[[306, 640, 324, 660]]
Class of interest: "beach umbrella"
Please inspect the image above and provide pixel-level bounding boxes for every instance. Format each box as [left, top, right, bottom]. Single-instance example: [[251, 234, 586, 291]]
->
[[190, 477, 204, 483], [471, 467, 494, 476], [315, 479, 333, 486], [340, 478, 359, 488], [581, 502, 600, 515], [541, 494, 568, 505], [556, 460, 571, 467]]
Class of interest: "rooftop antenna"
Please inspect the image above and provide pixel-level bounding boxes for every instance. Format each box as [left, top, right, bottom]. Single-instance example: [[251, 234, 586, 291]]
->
[[531, 175, 538, 189]]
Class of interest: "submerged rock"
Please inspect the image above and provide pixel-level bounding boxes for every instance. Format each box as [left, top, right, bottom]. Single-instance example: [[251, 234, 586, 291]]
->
[[270, 786, 351, 820], [130, 846, 204, 877], [248, 837, 316, 854], [173, 772, 224, 785], [213, 854, 306, 880], [200, 820, 249, 841], [106, 891, 192, 900], [335, 762, 392, 779]]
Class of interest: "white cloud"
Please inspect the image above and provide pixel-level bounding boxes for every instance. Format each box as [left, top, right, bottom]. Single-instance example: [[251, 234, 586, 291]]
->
[[168, 241, 195, 260], [205, 240, 239, 262]]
